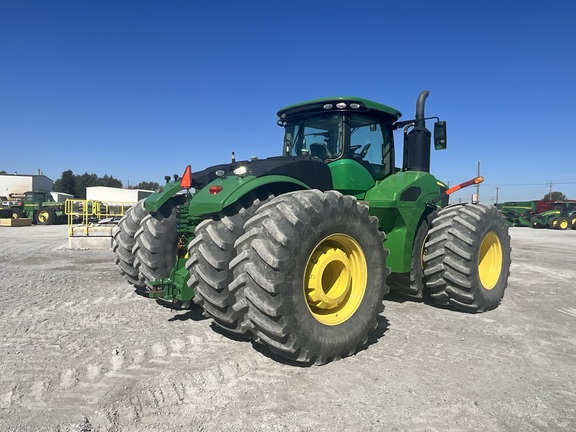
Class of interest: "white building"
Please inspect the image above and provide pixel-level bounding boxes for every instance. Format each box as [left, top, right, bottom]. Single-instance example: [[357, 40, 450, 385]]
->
[[50, 192, 74, 202], [0, 174, 54, 199], [86, 186, 153, 204]]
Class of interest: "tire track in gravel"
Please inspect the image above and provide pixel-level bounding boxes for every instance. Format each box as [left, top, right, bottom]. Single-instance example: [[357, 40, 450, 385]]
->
[[72, 346, 295, 432], [0, 238, 269, 429], [1, 308, 270, 430]]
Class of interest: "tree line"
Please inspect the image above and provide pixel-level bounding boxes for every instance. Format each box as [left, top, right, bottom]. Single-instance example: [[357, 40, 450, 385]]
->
[[53, 170, 159, 199]]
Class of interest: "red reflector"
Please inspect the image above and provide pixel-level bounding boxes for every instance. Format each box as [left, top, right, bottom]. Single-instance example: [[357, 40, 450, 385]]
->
[[180, 165, 193, 189], [209, 185, 223, 195]]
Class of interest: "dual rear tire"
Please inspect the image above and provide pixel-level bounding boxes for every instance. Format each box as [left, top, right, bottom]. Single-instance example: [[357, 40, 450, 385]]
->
[[112, 200, 148, 290], [424, 203, 511, 313]]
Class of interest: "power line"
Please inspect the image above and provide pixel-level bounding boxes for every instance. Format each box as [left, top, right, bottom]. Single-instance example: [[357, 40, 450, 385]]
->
[[483, 181, 576, 187]]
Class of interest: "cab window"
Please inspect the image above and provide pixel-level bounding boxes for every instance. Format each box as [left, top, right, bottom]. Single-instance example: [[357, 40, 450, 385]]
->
[[349, 115, 393, 180], [283, 114, 342, 160]]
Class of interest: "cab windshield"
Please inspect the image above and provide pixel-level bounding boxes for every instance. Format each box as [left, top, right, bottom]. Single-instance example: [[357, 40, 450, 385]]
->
[[282, 112, 395, 180], [283, 113, 342, 160]]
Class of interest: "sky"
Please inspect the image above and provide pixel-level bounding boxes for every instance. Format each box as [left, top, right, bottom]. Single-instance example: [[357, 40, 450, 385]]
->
[[1, 0, 575, 203]]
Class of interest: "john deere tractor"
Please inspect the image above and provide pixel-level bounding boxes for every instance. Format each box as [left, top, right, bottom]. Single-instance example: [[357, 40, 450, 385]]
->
[[113, 90, 511, 364], [531, 201, 576, 229]]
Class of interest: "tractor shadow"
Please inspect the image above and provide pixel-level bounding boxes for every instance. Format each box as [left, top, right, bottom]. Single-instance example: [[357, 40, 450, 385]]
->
[[384, 290, 437, 308], [246, 314, 390, 368], [384, 290, 468, 313], [131, 287, 209, 321], [166, 306, 208, 322]]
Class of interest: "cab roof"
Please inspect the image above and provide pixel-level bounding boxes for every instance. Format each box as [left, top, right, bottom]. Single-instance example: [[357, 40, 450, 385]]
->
[[277, 96, 402, 122]]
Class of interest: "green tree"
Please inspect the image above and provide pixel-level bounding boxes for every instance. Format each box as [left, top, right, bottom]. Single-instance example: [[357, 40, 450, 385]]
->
[[53, 170, 124, 199], [0, 170, 7, 175], [100, 174, 123, 188], [543, 191, 566, 201], [53, 170, 76, 196], [131, 181, 160, 191]]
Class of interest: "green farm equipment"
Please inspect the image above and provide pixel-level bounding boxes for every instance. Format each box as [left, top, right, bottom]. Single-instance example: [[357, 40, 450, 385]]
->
[[113, 90, 511, 364], [531, 201, 576, 229], [496, 201, 538, 227], [0, 191, 66, 224]]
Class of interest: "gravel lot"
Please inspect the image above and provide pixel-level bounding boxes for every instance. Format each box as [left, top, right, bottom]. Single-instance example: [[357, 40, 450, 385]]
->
[[0, 225, 575, 431]]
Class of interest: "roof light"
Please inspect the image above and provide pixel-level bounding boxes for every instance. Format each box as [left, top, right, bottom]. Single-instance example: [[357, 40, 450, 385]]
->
[[336, 102, 347, 109], [350, 103, 360, 109], [233, 166, 248, 176], [323, 104, 333, 109], [215, 169, 225, 178], [180, 165, 192, 189], [209, 185, 223, 195]]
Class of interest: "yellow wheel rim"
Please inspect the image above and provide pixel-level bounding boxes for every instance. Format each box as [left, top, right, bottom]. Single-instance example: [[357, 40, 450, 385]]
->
[[478, 231, 503, 290], [37, 211, 49, 223], [12, 212, 20, 219], [304, 234, 367, 326], [420, 232, 429, 270], [559, 220, 568, 229]]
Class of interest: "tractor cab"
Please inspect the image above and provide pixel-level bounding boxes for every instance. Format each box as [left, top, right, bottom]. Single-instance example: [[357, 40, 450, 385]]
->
[[550, 201, 576, 215], [278, 97, 401, 182], [278, 94, 448, 194]]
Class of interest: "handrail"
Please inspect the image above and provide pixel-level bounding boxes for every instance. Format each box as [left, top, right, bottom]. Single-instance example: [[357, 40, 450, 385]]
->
[[65, 199, 132, 236]]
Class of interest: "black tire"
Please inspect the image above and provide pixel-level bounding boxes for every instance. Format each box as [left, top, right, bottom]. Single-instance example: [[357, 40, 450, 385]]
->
[[424, 203, 511, 313], [112, 200, 148, 290], [133, 200, 179, 291], [555, 217, 569, 230], [387, 210, 437, 298], [530, 217, 544, 228], [186, 191, 273, 334], [11, 208, 24, 219], [548, 217, 558, 229], [36, 208, 56, 225], [570, 215, 576, 230], [230, 189, 389, 364]]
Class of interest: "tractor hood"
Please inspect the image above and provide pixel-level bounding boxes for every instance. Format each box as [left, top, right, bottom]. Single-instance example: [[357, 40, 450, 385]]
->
[[190, 156, 332, 191], [145, 155, 333, 213]]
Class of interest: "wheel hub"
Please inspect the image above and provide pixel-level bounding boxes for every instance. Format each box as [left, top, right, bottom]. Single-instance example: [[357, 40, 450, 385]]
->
[[478, 231, 503, 290], [304, 234, 367, 325], [307, 246, 352, 309]]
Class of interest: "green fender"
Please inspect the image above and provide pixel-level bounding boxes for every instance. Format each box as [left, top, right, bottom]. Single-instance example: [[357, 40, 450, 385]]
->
[[189, 175, 310, 215], [143, 181, 184, 213], [144, 174, 311, 215]]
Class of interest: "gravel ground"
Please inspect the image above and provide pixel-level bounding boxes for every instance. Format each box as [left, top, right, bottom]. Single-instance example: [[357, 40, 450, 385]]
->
[[0, 225, 575, 431]]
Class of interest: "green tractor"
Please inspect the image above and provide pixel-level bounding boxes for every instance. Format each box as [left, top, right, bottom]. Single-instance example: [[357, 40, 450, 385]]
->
[[531, 201, 576, 230], [2, 191, 66, 224], [495, 201, 538, 227], [113, 90, 511, 364]]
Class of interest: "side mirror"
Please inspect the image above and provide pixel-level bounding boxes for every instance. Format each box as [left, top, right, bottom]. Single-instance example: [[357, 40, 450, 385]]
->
[[434, 121, 447, 150]]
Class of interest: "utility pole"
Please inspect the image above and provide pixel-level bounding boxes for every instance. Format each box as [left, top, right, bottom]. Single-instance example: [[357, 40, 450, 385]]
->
[[476, 160, 481, 203], [548, 181, 552, 200], [495, 187, 499, 204]]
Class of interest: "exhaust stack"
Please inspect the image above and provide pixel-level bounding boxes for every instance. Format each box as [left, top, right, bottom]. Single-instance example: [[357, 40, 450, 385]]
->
[[402, 90, 432, 173]]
